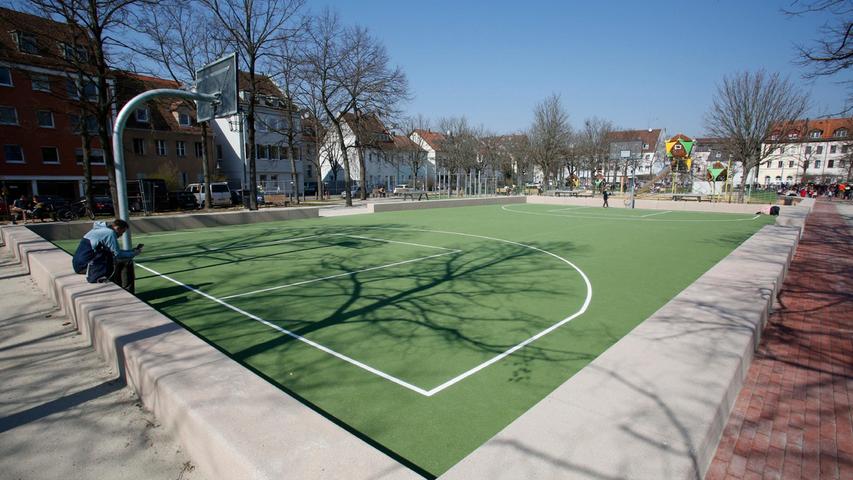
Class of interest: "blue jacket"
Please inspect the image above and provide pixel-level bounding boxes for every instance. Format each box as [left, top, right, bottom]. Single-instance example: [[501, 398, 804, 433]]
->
[[72, 222, 135, 280]]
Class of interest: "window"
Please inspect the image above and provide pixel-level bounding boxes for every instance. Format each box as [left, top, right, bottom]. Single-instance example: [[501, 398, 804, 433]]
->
[[256, 144, 266, 159], [75, 148, 105, 165], [788, 161, 794, 168], [269, 145, 279, 159], [0, 67, 11, 87], [777, 161, 783, 168], [830, 145, 837, 154], [843, 145, 850, 154], [803, 160, 810, 169], [178, 112, 191, 127], [135, 108, 149, 123], [834, 128, 848, 138], [176, 141, 186, 157], [805, 146, 812, 154], [156, 139, 166, 156], [16, 32, 38, 54], [82, 81, 97, 100], [828, 160, 835, 168], [69, 114, 98, 134], [36, 110, 54, 128], [194, 142, 203, 157], [66, 79, 79, 99], [4, 145, 24, 163], [41, 146, 59, 164], [31, 75, 50, 92], [787, 130, 799, 139], [809, 130, 822, 139], [816, 146, 823, 154], [0, 106, 18, 125], [62, 43, 88, 62], [216, 144, 223, 160], [306, 165, 312, 178], [132, 138, 145, 155], [815, 159, 822, 168]]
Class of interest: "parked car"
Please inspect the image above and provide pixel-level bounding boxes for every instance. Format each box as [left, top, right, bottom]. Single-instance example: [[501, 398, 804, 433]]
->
[[340, 185, 364, 199], [303, 181, 318, 196], [186, 182, 231, 208], [393, 184, 411, 195], [231, 188, 265, 207], [168, 191, 199, 210], [92, 195, 114, 215]]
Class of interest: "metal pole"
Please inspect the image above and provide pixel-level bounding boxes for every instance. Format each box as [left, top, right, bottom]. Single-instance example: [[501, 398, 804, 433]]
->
[[113, 88, 217, 249]]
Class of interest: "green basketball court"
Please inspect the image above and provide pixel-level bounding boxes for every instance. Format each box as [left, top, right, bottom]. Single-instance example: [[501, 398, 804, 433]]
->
[[59, 203, 773, 477]]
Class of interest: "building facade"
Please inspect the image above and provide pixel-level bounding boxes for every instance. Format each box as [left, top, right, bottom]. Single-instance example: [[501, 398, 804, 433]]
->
[[758, 118, 852, 186], [0, 7, 110, 201], [212, 73, 304, 195]]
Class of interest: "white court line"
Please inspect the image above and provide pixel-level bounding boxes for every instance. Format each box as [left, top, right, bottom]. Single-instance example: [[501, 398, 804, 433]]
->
[[140, 227, 592, 397], [141, 233, 345, 262], [640, 210, 672, 218], [546, 206, 590, 213], [219, 249, 461, 299], [501, 204, 762, 222], [136, 263, 432, 396]]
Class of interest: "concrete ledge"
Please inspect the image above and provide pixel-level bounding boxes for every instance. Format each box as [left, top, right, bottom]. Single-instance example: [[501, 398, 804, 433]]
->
[[368, 196, 524, 213], [441, 224, 800, 479], [27, 206, 320, 241], [0, 225, 418, 480], [526, 195, 763, 213]]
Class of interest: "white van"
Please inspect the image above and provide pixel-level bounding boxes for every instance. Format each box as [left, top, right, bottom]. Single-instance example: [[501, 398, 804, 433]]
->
[[186, 182, 231, 208]]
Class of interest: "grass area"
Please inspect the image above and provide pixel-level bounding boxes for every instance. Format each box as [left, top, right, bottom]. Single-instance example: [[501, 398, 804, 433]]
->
[[58, 204, 774, 477]]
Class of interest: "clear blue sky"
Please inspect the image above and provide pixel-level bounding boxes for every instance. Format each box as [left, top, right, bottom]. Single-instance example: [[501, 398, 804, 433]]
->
[[312, 0, 851, 136]]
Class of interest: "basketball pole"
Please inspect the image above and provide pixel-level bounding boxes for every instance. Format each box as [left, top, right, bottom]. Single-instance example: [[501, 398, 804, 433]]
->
[[113, 88, 219, 249]]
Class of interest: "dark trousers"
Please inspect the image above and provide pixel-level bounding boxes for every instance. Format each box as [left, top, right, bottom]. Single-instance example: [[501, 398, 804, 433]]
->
[[113, 259, 136, 293]]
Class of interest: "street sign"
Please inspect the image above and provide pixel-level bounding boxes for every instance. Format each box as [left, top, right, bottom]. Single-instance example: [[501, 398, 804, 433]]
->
[[196, 53, 238, 122]]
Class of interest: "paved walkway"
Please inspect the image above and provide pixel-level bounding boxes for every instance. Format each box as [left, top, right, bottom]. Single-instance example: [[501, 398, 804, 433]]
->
[[0, 247, 205, 480], [707, 200, 853, 480]]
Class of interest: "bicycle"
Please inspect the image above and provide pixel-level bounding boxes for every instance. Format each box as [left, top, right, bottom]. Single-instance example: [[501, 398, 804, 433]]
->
[[56, 199, 95, 222]]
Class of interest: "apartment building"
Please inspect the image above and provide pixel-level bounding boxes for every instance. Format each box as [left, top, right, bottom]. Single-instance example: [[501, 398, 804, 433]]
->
[[0, 7, 110, 200], [759, 117, 852, 186]]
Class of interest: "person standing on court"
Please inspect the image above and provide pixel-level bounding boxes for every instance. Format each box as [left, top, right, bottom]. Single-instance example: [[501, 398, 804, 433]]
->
[[72, 219, 142, 292], [602, 188, 610, 208]]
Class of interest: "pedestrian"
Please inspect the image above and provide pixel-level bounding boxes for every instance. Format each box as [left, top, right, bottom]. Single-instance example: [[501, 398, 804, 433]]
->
[[602, 188, 610, 208], [10, 194, 31, 224], [71, 219, 142, 292]]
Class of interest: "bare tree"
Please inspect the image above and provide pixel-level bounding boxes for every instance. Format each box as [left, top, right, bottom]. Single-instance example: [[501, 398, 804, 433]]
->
[[578, 117, 613, 192], [438, 117, 479, 197], [200, 0, 305, 210], [29, 0, 153, 216], [786, 0, 852, 113], [705, 70, 809, 201], [131, 0, 226, 209], [340, 25, 409, 200], [528, 94, 571, 190]]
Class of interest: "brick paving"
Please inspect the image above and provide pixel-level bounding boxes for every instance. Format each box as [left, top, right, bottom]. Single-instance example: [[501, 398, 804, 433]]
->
[[707, 200, 853, 480]]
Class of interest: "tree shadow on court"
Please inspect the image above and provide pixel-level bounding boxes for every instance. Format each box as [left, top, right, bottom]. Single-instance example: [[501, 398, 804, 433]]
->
[[226, 228, 592, 373]]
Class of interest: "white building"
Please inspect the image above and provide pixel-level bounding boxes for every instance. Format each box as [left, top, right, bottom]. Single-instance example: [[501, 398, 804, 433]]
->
[[319, 113, 424, 192], [758, 117, 852, 186], [211, 72, 304, 195]]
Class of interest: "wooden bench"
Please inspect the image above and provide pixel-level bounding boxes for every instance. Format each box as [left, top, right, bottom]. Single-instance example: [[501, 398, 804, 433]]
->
[[671, 194, 705, 202], [554, 190, 593, 198], [402, 191, 429, 201]]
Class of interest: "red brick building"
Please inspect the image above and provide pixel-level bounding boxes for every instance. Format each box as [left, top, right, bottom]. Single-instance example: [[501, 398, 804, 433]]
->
[[0, 7, 110, 201]]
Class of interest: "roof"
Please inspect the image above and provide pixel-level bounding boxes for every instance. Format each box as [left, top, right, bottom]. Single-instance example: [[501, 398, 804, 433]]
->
[[390, 134, 420, 151], [341, 112, 395, 148], [238, 71, 287, 99], [606, 129, 662, 153], [114, 71, 202, 133], [0, 7, 95, 73], [771, 117, 853, 142], [412, 129, 446, 151]]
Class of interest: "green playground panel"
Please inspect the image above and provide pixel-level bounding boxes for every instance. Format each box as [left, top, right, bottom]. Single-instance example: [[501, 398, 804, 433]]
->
[[58, 204, 775, 477]]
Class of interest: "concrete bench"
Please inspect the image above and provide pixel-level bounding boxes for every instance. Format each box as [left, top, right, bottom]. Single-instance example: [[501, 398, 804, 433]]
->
[[554, 190, 593, 198]]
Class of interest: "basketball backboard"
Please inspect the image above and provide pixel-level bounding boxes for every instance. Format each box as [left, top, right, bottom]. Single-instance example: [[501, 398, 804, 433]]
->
[[196, 53, 238, 122]]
